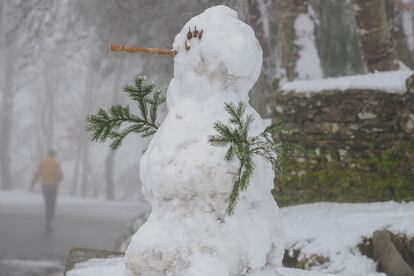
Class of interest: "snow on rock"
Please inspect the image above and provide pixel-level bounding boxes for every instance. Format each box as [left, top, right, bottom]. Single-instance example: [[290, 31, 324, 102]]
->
[[282, 70, 413, 94], [282, 201, 414, 276], [124, 5, 285, 276], [67, 257, 132, 276]]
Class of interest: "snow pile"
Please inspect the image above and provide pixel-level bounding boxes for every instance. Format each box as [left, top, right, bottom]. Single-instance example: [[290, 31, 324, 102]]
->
[[125, 5, 285, 276], [282, 70, 413, 94], [282, 201, 414, 275]]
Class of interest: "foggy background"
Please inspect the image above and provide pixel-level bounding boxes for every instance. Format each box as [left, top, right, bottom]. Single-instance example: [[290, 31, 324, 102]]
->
[[0, 0, 379, 199]]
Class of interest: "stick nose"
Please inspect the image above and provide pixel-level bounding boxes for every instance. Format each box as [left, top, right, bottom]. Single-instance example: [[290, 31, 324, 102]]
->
[[110, 44, 176, 57]]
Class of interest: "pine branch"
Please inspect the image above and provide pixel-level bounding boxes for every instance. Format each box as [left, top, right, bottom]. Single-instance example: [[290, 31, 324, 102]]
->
[[209, 102, 296, 215], [87, 75, 165, 149]]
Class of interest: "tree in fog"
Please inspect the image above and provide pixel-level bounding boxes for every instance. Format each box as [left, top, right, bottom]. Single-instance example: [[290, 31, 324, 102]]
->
[[352, 0, 399, 72], [0, 1, 34, 189], [0, 0, 15, 189], [385, 0, 414, 68], [312, 0, 365, 77], [245, 0, 275, 117]]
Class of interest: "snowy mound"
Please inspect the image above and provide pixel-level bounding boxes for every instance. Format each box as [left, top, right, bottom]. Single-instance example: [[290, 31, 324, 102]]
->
[[125, 5, 284, 276], [282, 201, 414, 275]]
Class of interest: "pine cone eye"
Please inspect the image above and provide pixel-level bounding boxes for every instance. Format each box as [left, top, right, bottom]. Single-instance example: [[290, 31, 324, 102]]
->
[[193, 26, 199, 38], [187, 27, 193, 40]]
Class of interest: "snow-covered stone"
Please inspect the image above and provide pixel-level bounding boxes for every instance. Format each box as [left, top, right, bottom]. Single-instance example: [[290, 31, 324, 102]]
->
[[282, 70, 413, 94], [282, 201, 414, 276]]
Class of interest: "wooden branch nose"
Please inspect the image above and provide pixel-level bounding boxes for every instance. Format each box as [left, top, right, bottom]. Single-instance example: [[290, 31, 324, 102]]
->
[[110, 44, 176, 57]]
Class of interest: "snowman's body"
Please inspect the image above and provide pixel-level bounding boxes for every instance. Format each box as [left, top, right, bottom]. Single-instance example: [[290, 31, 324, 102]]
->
[[125, 6, 285, 276]]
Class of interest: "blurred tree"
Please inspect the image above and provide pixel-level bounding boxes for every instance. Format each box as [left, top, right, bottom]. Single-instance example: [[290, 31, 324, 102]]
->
[[246, 0, 274, 117], [385, 0, 414, 68], [0, 1, 18, 189], [352, 0, 399, 72], [312, 0, 365, 77], [104, 58, 124, 200]]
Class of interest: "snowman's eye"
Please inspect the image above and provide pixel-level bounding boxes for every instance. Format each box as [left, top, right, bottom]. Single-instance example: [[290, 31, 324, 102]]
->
[[187, 27, 193, 40], [193, 26, 199, 38], [185, 26, 204, 52]]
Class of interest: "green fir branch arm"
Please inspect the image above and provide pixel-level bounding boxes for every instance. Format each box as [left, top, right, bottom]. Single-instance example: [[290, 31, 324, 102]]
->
[[87, 75, 165, 149], [208, 102, 297, 215]]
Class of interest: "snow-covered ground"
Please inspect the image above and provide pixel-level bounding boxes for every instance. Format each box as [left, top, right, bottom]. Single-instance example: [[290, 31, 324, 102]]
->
[[67, 258, 339, 276], [282, 201, 414, 275], [282, 70, 413, 94], [67, 201, 414, 276]]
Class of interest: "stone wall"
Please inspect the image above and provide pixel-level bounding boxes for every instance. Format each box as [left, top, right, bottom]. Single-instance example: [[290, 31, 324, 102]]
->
[[273, 88, 414, 160], [271, 80, 414, 205]]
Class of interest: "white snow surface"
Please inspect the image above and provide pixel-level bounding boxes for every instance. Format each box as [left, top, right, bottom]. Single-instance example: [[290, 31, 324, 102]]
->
[[282, 201, 414, 276], [67, 201, 414, 275], [68, 257, 336, 276], [282, 70, 413, 94], [124, 5, 285, 276], [67, 257, 132, 276]]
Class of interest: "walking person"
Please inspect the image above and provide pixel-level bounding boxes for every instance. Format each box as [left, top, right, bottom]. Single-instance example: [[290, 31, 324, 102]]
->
[[31, 150, 63, 232]]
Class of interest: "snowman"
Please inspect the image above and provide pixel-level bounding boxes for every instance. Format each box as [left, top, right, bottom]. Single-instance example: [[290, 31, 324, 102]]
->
[[124, 5, 285, 276]]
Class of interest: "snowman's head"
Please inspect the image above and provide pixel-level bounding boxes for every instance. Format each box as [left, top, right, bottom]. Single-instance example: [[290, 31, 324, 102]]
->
[[172, 6, 262, 96]]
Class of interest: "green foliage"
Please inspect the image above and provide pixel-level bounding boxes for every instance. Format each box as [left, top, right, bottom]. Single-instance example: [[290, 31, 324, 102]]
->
[[275, 142, 414, 206], [87, 75, 165, 149], [209, 102, 296, 215]]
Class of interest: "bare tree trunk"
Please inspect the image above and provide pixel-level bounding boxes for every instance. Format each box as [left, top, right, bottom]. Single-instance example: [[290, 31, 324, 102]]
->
[[275, 0, 303, 81], [45, 79, 57, 151], [0, 41, 16, 190], [72, 55, 98, 197], [80, 59, 96, 197], [247, 0, 272, 58], [0, 1, 3, 38], [352, 0, 399, 72], [71, 140, 81, 196], [80, 136, 90, 197], [43, 59, 60, 152], [385, 0, 414, 68], [104, 63, 123, 200], [246, 0, 272, 117], [104, 150, 116, 200]]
